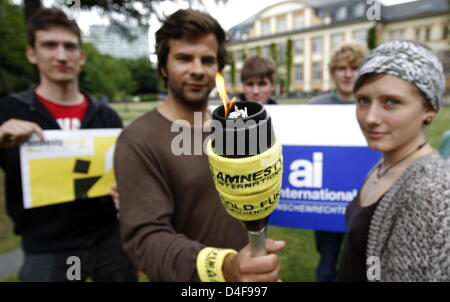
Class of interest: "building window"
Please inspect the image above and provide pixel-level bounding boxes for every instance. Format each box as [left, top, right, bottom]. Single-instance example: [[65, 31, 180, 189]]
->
[[262, 21, 270, 35], [294, 14, 304, 29], [277, 18, 286, 33], [248, 48, 258, 57], [313, 62, 322, 82], [354, 30, 367, 43], [389, 29, 406, 40], [236, 50, 244, 62], [263, 46, 270, 57], [332, 33, 344, 50], [425, 26, 432, 41], [294, 39, 303, 56], [353, 3, 365, 17], [312, 37, 323, 55], [415, 28, 421, 41], [295, 64, 303, 83], [389, 31, 396, 41], [336, 7, 347, 21]]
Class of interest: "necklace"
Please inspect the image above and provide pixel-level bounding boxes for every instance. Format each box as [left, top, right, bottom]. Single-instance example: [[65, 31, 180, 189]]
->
[[373, 141, 427, 184]]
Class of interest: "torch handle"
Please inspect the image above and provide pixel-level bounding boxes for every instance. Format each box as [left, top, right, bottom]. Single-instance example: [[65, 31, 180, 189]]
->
[[248, 226, 267, 257]]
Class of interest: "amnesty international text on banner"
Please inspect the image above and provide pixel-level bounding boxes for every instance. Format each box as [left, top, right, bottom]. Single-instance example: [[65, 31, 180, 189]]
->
[[266, 105, 381, 232]]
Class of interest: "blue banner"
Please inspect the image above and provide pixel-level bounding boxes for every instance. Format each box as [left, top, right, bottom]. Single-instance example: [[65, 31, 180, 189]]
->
[[269, 145, 381, 232]]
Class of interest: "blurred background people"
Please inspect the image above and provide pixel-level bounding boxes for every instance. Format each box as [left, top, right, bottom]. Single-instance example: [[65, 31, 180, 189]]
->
[[239, 55, 277, 105]]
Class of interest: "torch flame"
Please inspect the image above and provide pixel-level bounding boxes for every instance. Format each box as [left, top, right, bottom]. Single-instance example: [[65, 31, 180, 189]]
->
[[215, 72, 236, 118]]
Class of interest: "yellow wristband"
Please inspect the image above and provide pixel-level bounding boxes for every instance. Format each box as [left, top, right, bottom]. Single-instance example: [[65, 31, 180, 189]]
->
[[196, 247, 237, 282]]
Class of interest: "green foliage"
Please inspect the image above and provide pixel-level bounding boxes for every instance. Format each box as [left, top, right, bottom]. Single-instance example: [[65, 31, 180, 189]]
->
[[139, 93, 159, 102], [368, 25, 377, 50], [0, 0, 37, 97], [79, 43, 137, 100], [0, 1, 160, 99], [119, 57, 159, 95], [256, 46, 262, 55], [79, 45, 160, 101], [286, 39, 293, 94], [270, 43, 277, 64], [270, 43, 278, 86], [27, 0, 230, 41]]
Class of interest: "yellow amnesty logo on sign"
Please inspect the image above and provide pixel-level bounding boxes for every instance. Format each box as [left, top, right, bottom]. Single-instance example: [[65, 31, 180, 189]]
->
[[20, 129, 122, 209]]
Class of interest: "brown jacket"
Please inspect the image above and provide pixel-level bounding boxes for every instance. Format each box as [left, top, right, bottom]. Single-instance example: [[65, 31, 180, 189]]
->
[[114, 109, 247, 281]]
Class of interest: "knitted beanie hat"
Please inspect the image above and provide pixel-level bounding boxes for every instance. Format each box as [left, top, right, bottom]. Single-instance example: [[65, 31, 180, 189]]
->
[[355, 40, 445, 111]]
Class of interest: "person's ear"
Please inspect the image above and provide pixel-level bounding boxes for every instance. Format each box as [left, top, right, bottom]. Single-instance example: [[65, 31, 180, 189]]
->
[[79, 50, 86, 66], [25, 45, 37, 64], [423, 108, 437, 125], [160, 66, 167, 78]]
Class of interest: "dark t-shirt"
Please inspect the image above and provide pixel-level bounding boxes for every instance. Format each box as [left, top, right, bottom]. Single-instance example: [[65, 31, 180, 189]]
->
[[337, 193, 380, 282]]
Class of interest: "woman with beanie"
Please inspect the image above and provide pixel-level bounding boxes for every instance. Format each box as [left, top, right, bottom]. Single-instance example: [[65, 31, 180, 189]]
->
[[338, 40, 450, 282]]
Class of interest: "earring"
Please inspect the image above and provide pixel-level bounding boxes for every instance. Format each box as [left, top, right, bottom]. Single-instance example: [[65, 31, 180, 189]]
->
[[424, 116, 433, 125]]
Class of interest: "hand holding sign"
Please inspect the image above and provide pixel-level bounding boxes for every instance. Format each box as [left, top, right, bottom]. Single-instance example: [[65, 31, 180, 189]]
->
[[0, 119, 43, 149]]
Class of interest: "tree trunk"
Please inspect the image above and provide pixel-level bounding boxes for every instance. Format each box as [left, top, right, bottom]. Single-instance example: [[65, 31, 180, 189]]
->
[[24, 0, 42, 23]]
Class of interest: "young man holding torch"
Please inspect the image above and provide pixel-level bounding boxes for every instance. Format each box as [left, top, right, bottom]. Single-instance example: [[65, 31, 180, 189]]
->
[[114, 9, 285, 282]]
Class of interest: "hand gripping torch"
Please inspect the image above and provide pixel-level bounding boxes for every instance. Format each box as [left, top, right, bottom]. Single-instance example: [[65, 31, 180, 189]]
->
[[207, 101, 283, 257]]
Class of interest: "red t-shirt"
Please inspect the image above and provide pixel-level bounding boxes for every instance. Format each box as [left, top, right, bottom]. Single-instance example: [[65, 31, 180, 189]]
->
[[35, 91, 88, 130]]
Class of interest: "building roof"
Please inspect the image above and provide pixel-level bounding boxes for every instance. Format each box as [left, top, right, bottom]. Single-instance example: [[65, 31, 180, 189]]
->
[[228, 0, 449, 42], [381, 0, 449, 21]]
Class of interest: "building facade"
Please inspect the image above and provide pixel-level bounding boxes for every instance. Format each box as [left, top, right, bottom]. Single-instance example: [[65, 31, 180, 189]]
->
[[88, 25, 149, 59], [225, 0, 449, 96]]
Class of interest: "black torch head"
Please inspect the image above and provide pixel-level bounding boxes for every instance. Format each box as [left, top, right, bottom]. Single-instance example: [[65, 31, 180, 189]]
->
[[211, 101, 275, 158]]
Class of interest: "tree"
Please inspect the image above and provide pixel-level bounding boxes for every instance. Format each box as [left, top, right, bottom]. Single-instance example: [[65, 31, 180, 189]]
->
[[229, 51, 236, 91], [368, 25, 377, 50], [120, 57, 159, 95], [269, 43, 279, 93], [256, 46, 262, 56], [285, 39, 293, 94], [0, 0, 36, 97], [80, 43, 137, 100], [269, 43, 277, 65], [24, 0, 229, 40], [24, 0, 41, 21]]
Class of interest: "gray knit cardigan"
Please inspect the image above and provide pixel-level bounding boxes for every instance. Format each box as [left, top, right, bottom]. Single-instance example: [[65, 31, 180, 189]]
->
[[366, 152, 450, 281]]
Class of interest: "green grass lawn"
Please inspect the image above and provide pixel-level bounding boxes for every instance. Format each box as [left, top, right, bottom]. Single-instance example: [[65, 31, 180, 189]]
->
[[1, 99, 448, 282]]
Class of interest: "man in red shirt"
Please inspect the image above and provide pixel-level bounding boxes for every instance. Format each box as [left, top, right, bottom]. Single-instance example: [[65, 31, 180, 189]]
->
[[0, 9, 135, 281]]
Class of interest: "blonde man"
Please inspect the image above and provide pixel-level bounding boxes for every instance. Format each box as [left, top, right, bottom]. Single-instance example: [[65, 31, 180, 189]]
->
[[309, 43, 368, 104]]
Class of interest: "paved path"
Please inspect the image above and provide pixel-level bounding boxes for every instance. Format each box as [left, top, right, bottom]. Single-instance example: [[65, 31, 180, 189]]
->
[[0, 249, 23, 280]]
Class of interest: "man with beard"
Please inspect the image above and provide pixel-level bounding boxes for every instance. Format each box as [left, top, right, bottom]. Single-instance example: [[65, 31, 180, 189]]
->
[[114, 9, 285, 282]]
